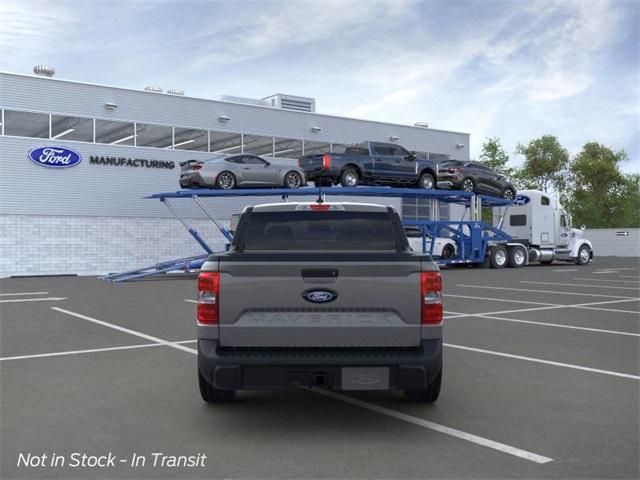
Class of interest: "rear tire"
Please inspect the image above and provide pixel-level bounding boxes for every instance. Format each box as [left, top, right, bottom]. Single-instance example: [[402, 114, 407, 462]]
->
[[199, 370, 236, 403], [418, 172, 435, 190], [441, 243, 455, 259], [507, 246, 526, 268], [404, 371, 441, 403], [461, 177, 475, 192], [490, 245, 508, 269], [216, 171, 236, 190], [340, 168, 359, 187]]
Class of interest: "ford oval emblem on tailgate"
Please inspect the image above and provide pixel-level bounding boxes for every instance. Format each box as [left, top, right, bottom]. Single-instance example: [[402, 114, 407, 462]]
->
[[302, 289, 337, 303], [28, 146, 82, 168]]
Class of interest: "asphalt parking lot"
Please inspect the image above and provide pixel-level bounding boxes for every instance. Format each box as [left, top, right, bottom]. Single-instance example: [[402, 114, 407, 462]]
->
[[1, 256, 638, 479]]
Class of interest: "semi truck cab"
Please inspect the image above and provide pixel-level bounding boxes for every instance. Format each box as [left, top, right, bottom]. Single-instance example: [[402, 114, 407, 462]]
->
[[494, 190, 593, 265]]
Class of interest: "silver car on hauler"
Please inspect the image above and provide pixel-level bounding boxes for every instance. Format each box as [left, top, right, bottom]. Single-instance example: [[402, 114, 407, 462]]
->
[[179, 154, 306, 189]]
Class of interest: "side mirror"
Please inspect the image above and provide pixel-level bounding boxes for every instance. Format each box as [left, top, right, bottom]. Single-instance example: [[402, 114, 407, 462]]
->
[[264, 161, 270, 167], [407, 151, 417, 161]]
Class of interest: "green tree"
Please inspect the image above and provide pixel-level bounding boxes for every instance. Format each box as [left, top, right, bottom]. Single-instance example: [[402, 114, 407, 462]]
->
[[479, 137, 513, 176], [565, 142, 638, 228], [515, 135, 569, 193]]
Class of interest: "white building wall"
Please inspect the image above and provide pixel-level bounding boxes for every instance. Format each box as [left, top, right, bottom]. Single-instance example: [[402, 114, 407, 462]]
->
[[0, 72, 462, 277], [584, 228, 640, 257]]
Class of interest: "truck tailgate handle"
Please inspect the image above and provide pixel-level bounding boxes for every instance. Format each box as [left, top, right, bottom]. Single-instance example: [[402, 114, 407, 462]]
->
[[301, 269, 339, 284]]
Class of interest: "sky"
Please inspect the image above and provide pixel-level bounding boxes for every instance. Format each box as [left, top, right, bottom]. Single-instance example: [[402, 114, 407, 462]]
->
[[1, 0, 638, 172]]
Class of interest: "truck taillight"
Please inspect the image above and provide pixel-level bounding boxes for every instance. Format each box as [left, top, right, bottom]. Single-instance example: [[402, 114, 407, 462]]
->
[[421, 271, 442, 325], [448, 167, 459, 173], [322, 154, 332, 171], [198, 272, 219, 324]]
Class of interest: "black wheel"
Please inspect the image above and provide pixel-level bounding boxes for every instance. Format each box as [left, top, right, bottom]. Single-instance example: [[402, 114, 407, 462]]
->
[[340, 168, 359, 187], [441, 243, 455, 259], [461, 177, 475, 192], [216, 171, 236, 189], [199, 370, 236, 403], [284, 171, 303, 189], [418, 172, 435, 190], [503, 188, 516, 201], [490, 245, 508, 269], [507, 246, 526, 268], [576, 245, 591, 265], [404, 371, 441, 403]]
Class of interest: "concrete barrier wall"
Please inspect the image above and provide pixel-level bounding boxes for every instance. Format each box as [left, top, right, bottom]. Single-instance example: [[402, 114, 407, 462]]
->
[[584, 228, 640, 257]]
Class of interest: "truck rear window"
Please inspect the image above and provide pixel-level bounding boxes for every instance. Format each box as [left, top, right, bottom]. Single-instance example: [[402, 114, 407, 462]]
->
[[241, 211, 399, 251]]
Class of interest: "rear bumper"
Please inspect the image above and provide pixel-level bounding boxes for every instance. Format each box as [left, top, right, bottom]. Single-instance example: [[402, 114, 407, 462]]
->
[[198, 339, 442, 391], [179, 172, 206, 188]]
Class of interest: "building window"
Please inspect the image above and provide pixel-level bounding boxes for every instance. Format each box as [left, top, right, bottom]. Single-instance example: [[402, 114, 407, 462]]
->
[[243, 134, 274, 156], [51, 114, 93, 142], [173, 127, 208, 151], [135, 123, 173, 148], [303, 140, 331, 155], [429, 153, 450, 163], [3, 110, 49, 138], [95, 119, 135, 145], [210, 131, 243, 154], [402, 199, 430, 221], [273, 137, 303, 159]]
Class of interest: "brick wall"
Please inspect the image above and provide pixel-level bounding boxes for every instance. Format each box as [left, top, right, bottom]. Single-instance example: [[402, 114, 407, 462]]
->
[[0, 215, 228, 277]]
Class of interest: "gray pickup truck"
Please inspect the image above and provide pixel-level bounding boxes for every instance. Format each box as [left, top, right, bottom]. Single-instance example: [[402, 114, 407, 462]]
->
[[196, 202, 443, 403]]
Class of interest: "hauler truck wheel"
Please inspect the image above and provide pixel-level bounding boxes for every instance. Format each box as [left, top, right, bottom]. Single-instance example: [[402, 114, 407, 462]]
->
[[576, 245, 591, 265], [404, 371, 441, 403], [490, 245, 508, 269], [199, 370, 236, 403], [507, 246, 526, 268]]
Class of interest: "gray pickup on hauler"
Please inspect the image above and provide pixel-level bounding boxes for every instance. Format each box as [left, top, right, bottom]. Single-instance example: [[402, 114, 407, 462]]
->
[[196, 201, 443, 403]]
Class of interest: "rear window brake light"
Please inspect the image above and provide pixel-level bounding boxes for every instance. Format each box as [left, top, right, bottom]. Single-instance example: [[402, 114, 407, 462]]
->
[[295, 204, 346, 211]]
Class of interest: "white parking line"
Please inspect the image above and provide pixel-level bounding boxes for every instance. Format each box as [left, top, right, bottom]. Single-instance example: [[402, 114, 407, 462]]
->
[[552, 269, 579, 272], [44, 307, 553, 464], [620, 275, 640, 279], [456, 284, 637, 299], [0, 297, 67, 304], [51, 307, 197, 354], [444, 298, 640, 318], [445, 343, 640, 380], [572, 278, 640, 284], [0, 340, 198, 362], [312, 388, 553, 464], [520, 281, 640, 291], [0, 291, 49, 296], [444, 294, 557, 306], [184, 299, 198, 304], [445, 311, 639, 337]]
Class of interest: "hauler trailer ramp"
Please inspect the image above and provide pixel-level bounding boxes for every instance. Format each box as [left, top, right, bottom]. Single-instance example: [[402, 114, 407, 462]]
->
[[100, 186, 589, 282]]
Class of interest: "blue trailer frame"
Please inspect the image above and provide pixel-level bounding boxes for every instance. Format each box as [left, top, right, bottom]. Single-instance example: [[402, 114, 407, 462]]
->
[[101, 186, 512, 281]]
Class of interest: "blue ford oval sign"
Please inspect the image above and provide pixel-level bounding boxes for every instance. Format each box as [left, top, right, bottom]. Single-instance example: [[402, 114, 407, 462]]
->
[[28, 146, 82, 168], [302, 289, 338, 303], [513, 195, 530, 206]]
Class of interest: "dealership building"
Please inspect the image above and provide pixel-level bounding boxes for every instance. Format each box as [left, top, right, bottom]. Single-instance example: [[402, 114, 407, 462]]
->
[[0, 69, 470, 277]]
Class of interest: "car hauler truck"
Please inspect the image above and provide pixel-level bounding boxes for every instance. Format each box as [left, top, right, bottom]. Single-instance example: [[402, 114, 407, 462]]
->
[[493, 190, 593, 266], [101, 186, 594, 282]]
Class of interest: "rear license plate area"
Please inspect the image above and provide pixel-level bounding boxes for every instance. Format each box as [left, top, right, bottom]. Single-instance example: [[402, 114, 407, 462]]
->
[[341, 367, 389, 391]]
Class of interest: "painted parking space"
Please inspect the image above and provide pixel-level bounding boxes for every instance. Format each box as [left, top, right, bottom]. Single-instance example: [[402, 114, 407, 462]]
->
[[0, 256, 638, 479]]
